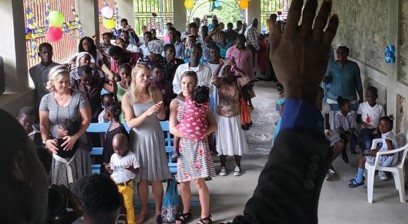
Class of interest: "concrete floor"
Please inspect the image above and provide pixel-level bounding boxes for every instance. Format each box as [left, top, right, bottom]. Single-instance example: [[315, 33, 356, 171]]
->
[[144, 81, 408, 224]]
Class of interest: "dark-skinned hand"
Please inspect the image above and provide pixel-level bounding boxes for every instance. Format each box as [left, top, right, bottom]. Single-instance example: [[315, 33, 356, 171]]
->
[[268, 0, 339, 102]]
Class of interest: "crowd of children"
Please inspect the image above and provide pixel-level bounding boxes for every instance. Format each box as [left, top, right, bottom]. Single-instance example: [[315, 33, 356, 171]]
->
[[312, 84, 398, 185]]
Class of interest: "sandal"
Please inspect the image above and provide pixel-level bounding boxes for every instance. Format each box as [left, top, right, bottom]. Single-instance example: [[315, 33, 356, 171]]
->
[[348, 180, 364, 188], [176, 212, 192, 224], [197, 215, 213, 224]]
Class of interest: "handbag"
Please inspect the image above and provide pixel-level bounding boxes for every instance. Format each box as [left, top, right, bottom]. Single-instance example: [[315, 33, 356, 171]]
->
[[161, 178, 180, 223]]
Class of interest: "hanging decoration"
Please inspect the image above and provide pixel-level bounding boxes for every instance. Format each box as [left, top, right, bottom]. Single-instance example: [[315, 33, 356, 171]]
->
[[46, 26, 63, 42], [384, 45, 396, 63], [61, 5, 84, 39], [25, 5, 38, 59], [45, 3, 50, 30], [152, 11, 158, 17], [48, 11, 65, 27], [24, 2, 86, 60], [101, 6, 114, 19], [210, 0, 222, 12], [103, 18, 116, 29], [276, 9, 283, 16], [239, 0, 248, 10], [115, 0, 119, 28], [184, 0, 194, 9]]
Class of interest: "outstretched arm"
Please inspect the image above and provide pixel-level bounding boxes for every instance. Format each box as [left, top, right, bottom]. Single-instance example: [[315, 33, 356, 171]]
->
[[233, 0, 338, 223]]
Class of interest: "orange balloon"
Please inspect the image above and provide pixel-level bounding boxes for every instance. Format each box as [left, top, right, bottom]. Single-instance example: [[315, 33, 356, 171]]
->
[[239, 0, 248, 9]]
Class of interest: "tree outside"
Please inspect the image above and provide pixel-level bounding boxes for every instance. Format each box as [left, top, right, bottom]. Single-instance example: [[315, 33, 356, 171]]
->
[[188, 0, 244, 30]]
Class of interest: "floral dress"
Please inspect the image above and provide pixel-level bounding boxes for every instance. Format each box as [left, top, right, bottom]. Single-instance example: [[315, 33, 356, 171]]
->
[[175, 98, 216, 182]]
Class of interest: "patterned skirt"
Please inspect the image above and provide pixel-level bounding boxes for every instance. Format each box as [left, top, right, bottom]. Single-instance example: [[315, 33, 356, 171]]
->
[[50, 148, 91, 188], [175, 138, 216, 182]]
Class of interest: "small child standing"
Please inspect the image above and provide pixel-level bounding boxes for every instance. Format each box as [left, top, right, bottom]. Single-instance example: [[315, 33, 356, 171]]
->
[[105, 133, 139, 224], [172, 86, 210, 160], [98, 93, 114, 123], [272, 83, 284, 146], [348, 116, 398, 188], [335, 96, 358, 163], [357, 86, 385, 152], [102, 102, 129, 167]]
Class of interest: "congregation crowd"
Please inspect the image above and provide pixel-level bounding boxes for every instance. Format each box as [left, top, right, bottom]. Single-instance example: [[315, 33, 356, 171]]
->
[[4, 1, 402, 223], [23, 13, 276, 224]]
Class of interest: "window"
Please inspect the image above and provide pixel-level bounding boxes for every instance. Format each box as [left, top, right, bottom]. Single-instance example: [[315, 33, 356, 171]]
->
[[260, 0, 288, 32], [133, 0, 174, 36]]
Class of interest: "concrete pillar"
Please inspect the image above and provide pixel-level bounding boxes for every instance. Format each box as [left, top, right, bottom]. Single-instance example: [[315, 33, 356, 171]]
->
[[117, 0, 135, 29], [0, 0, 28, 92], [174, 0, 187, 32], [76, 0, 99, 38], [247, 0, 261, 25], [385, 0, 400, 118]]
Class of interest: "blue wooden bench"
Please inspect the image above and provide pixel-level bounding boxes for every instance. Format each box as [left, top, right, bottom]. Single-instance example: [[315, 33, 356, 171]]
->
[[87, 121, 177, 175]]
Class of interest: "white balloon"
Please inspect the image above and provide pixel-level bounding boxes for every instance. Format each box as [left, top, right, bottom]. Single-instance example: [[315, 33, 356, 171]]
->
[[101, 6, 114, 19]]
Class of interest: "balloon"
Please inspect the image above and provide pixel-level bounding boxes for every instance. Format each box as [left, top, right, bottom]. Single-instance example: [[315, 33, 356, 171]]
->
[[101, 6, 114, 19], [46, 26, 63, 42], [184, 0, 194, 9], [48, 11, 65, 27], [103, 18, 115, 29], [239, 0, 248, 9]]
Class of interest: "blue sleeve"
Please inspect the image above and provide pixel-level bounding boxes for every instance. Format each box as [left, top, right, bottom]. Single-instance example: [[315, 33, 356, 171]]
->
[[280, 99, 324, 138]]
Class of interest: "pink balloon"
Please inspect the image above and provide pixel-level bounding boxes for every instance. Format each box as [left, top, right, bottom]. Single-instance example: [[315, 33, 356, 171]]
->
[[46, 26, 63, 42]]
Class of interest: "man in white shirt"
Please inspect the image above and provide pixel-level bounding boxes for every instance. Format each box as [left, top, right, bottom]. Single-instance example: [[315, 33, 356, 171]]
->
[[172, 44, 212, 94]]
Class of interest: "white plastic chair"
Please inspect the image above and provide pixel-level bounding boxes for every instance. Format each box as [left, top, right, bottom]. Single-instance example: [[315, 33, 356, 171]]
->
[[365, 132, 408, 203]]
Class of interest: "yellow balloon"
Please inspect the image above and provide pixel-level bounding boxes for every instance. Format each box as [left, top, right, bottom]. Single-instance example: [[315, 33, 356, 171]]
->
[[184, 0, 194, 9], [239, 0, 248, 9], [103, 18, 115, 29]]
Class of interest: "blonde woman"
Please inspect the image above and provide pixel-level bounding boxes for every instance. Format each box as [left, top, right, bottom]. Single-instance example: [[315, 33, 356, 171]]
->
[[122, 63, 172, 223], [39, 65, 92, 187], [169, 71, 217, 224]]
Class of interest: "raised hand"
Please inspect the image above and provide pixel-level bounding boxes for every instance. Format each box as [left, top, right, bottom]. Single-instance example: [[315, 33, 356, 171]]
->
[[268, 0, 339, 102]]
